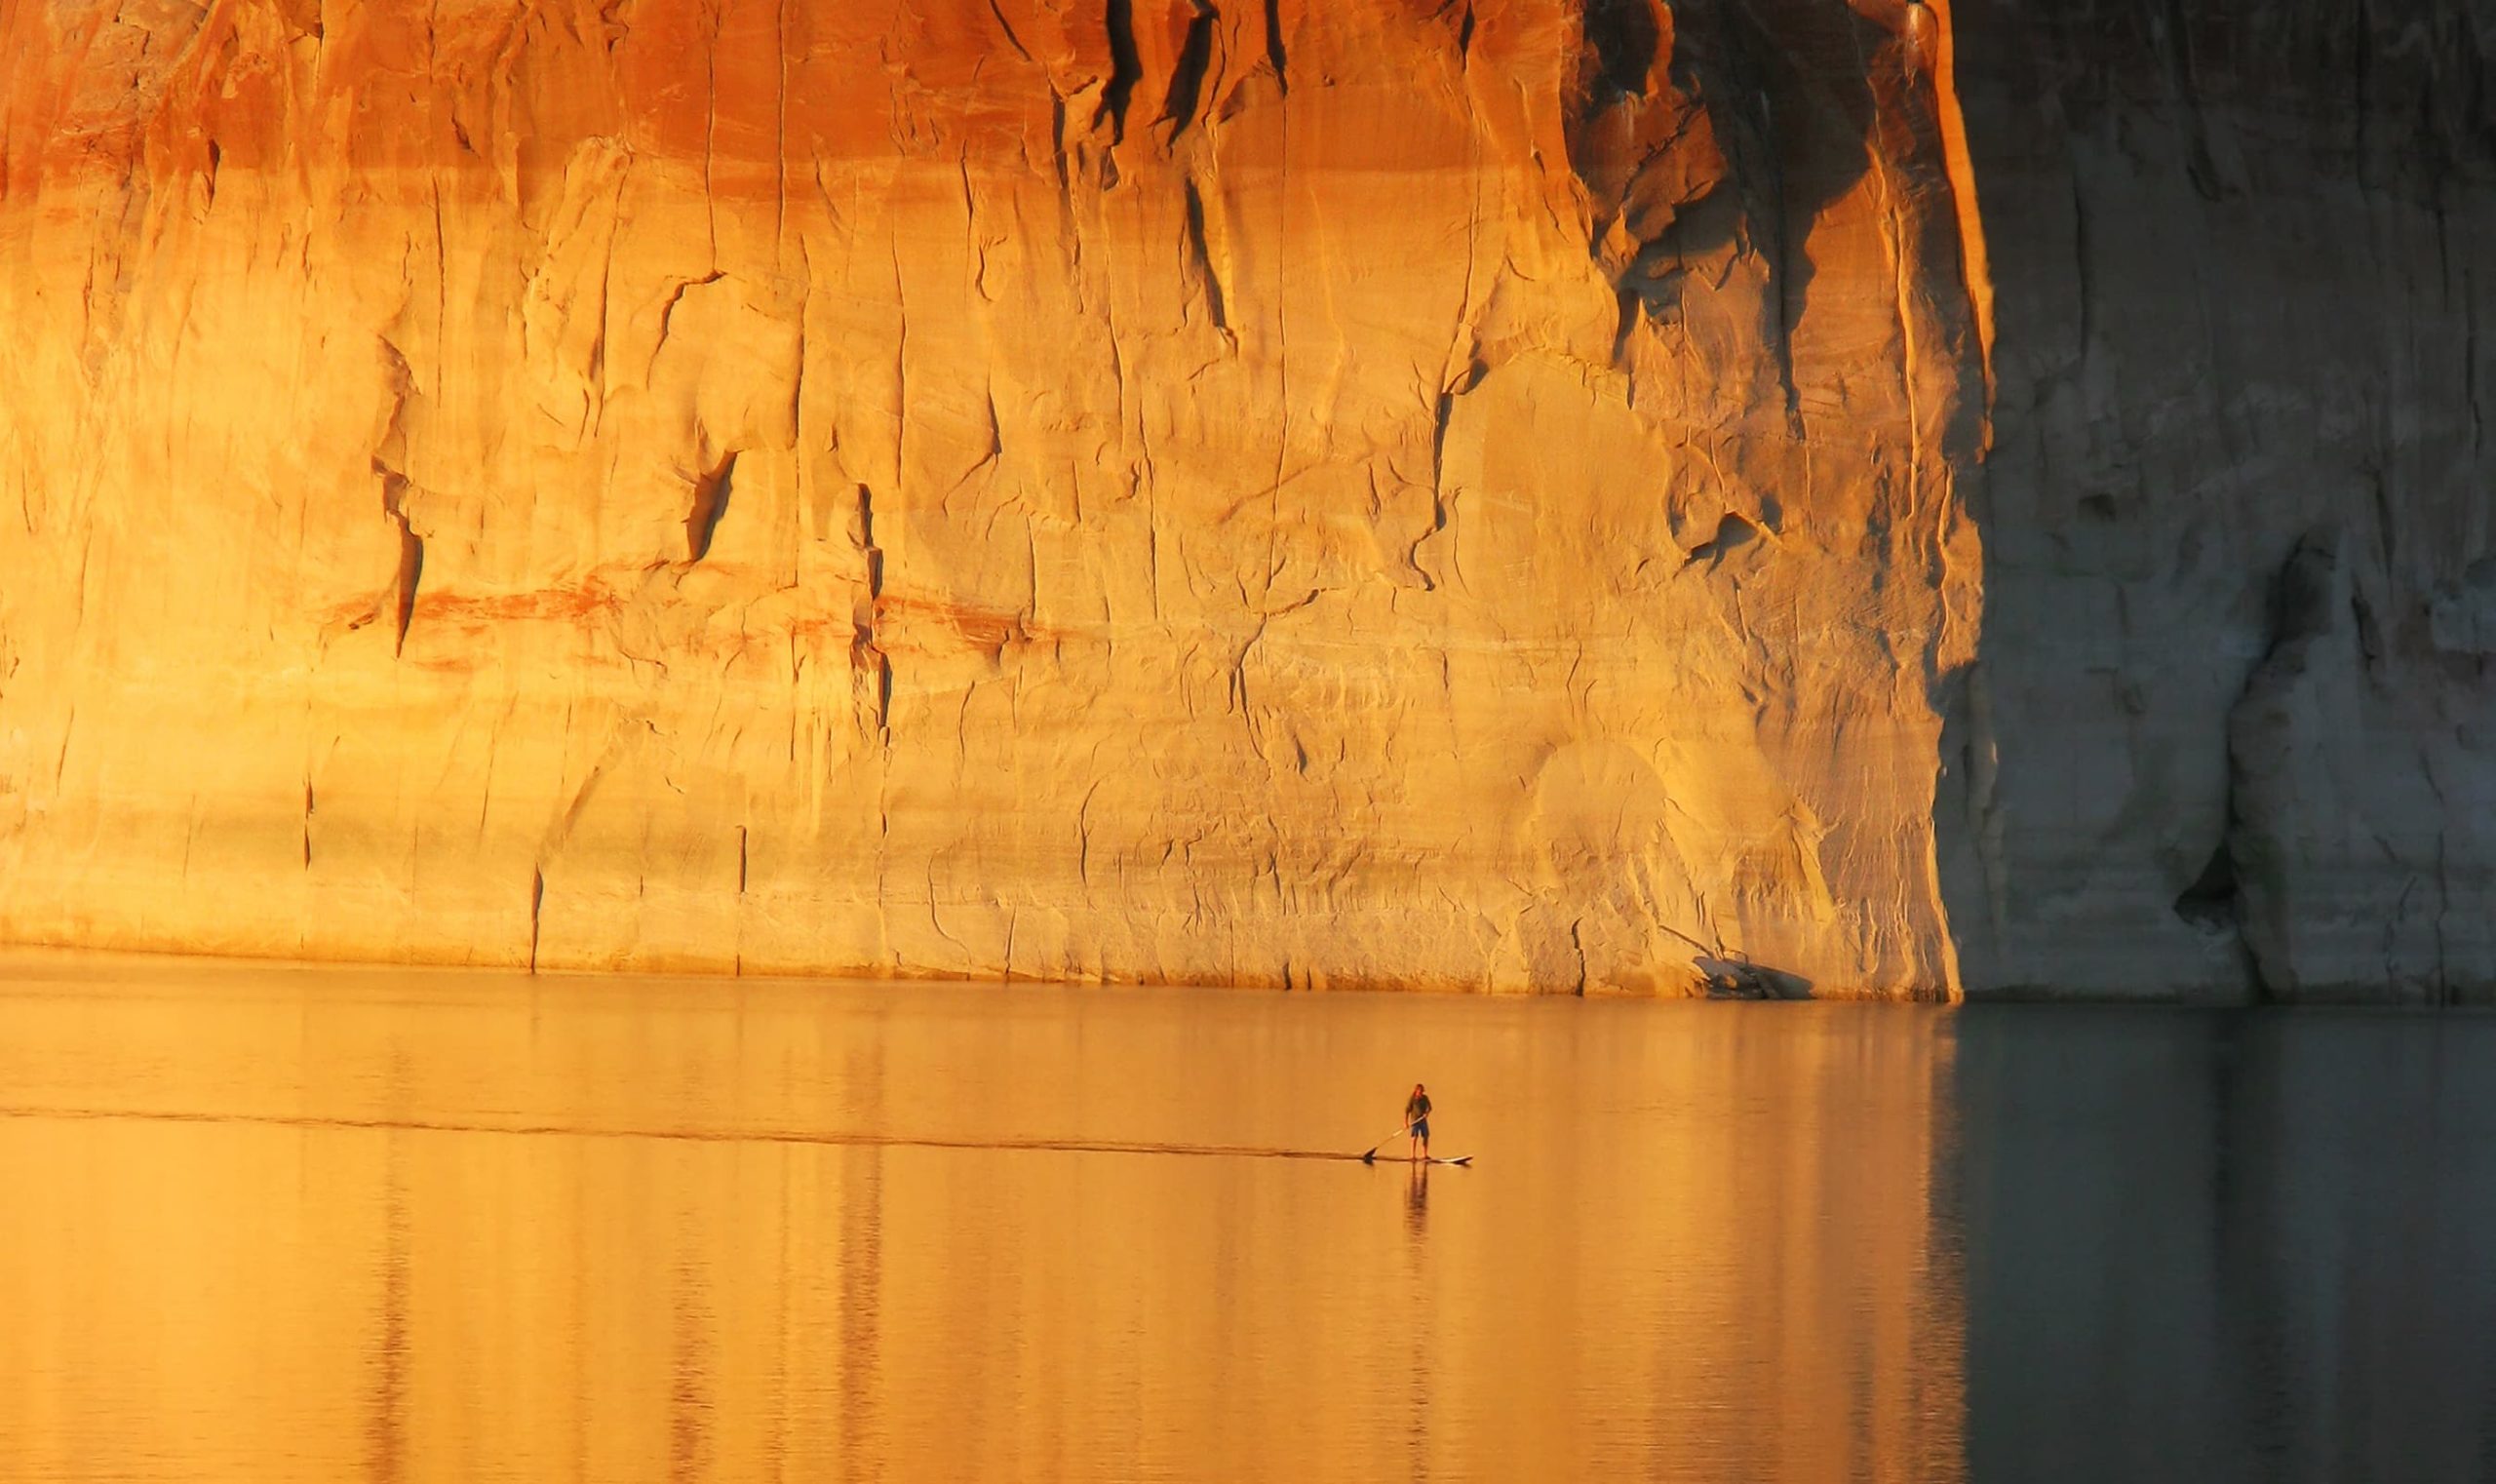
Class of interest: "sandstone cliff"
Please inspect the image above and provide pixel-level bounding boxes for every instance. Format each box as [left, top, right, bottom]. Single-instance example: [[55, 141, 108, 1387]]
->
[[0, 0, 2483, 999], [1938, 1, 2496, 999]]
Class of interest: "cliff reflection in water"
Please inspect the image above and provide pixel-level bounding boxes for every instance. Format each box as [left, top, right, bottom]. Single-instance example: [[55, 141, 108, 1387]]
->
[[0, 958, 1961, 1482], [9, 959, 2495, 1480], [1956, 1008, 2496, 1483]]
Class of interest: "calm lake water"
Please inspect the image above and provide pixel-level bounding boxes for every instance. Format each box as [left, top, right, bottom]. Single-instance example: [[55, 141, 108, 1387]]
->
[[0, 956, 2490, 1482]]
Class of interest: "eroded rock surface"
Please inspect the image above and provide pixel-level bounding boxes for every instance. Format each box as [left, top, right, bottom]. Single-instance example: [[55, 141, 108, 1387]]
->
[[1938, 2, 2496, 1000], [0, 0, 2484, 999]]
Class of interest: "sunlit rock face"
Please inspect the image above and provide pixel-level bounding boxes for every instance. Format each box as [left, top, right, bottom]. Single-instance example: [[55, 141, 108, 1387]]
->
[[0, 0, 1991, 995], [0, 0, 2478, 999], [1937, 3, 2496, 1001]]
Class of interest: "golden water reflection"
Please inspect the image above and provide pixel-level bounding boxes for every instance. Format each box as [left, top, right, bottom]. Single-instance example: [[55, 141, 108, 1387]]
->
[[0, 956, 1964, 1482]]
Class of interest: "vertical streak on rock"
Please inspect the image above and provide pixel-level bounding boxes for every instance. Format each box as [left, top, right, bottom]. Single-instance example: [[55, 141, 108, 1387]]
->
[[888, 234, 909, 512], [988, 0, 1036, 63], [1049, 92, 1073, 207], [1963, 659, 2007, 977], [854, 484, 889, 732], [1263, 0, 1288, 90], [1099, 0, 1143, 142], [787, 244, 809, 588], [2458, 204, 2484, 459], [774, 0, 790, 251], [1162, 3, 1218, 139], [1919, 0, 1995, 445], [386, 489, 425, 655], [374, 268, 425, 657], [870, 141, 904, 960], [2155, 0, 2224, 201], [685, 451, 737, 561], [1265, 61, 1292, 599], [1180, 177, 1229, 332], [52, 708, 76, 795], [704, 0, 722, 264], [1428, 23, 1481, 586], [528, 867, 544, 972], [1863, 138, 1928, 498]]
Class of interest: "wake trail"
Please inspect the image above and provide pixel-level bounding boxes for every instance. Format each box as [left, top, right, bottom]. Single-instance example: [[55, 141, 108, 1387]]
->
[[0, 1104, 1384, 1163]]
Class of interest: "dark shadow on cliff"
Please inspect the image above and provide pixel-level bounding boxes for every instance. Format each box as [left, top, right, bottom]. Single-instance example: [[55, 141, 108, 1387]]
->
[[1930, 1, 2496, 1002], [1715, 0, 1905, 361], [1562, 0, 1902, 382]]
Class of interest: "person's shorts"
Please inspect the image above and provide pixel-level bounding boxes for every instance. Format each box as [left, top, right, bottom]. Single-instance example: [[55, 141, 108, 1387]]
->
[[1410, 1119, 1429, 1141]]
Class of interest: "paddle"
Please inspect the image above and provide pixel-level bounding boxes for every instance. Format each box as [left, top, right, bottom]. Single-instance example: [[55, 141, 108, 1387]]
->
[[1359, 1123, 1472, 1165], [1358, 1121, 1417, 1164]]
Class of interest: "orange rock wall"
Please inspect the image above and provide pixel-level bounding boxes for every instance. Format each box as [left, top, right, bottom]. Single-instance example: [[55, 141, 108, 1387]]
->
[[0, 0, 1994, 993]]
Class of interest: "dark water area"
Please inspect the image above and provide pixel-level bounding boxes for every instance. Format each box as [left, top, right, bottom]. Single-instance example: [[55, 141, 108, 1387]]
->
[[1955, 1007, 2496, 1484], [0, 955, 2488, 1482]]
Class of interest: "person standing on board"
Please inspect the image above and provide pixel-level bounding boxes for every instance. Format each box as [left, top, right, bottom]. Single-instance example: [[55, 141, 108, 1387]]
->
[[1404, 1083, 1432, 1161]]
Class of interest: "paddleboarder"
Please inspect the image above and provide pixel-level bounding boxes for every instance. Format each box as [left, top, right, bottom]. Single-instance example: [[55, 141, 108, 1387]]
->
[[1404, 1082, 1432, 1161]]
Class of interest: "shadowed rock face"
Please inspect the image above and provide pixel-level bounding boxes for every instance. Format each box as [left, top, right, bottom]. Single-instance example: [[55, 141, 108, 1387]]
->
[[0, 1, 2480, 1000], [1938, 1, 2496, 1001]]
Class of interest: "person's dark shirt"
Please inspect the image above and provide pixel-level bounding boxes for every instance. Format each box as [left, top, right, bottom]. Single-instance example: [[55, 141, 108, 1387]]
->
[[1405, 1092, 1431, 1124]]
